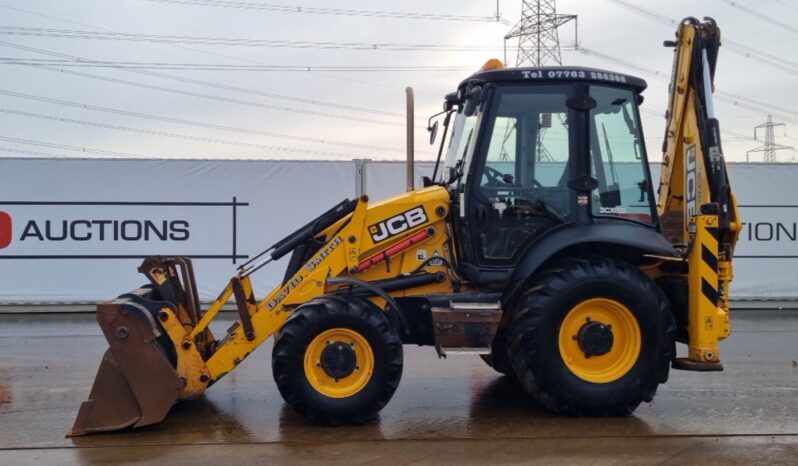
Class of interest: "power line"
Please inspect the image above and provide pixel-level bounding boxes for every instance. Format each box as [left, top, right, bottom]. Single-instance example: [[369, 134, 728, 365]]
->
[[576, 46, 666, 78], [23, 62, 405, 127], [639, 107, 757, 142], [135, 0, 504, 22], [0, 2, 331, 74], [0, 135, 153, 158], [132, 68, 405, 117], [717, 90, 798, 122], [0, 107, 386, 160], [0, 41, 435, 123], [602, 0, 798, 79], [719, 0, 798, 36], [0, 146, 103, 159], [0, 57, 475, 72], [718, 128, 758, 142], [574, 45, 798, 125], [0, 3, 111, 31], [0, 3, 441, 160], [0, 4, 448, 106], [0, 26, 503, 52], [2, 5, 790, 132], [0, 136, 373, 160], [0, 1, 780, 163], [602, 0, 673, 24], [722, 42, 798, 76], [0, 42, 407, 127], [307, 70, 443, 97], [0, 88, 402, 153], [773, 0, 798, 14]]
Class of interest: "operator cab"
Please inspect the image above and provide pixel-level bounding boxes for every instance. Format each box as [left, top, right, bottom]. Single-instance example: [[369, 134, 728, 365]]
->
[[432, 63, 659, 283]]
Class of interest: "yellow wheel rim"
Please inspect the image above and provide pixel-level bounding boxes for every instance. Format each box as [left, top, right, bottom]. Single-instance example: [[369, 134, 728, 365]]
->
[[558, 298, 641, 384], [304, 328, 374, 398]]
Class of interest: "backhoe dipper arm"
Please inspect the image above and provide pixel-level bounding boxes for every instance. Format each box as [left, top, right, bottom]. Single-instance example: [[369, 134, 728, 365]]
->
[[657, 18, 741, 369]]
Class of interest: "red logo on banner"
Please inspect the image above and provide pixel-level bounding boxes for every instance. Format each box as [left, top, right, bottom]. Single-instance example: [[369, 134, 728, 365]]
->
[[0, 211, 11, 249]]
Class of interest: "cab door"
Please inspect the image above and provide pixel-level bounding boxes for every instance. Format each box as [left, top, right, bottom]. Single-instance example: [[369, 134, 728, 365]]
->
[[465, 85, 575, 266]]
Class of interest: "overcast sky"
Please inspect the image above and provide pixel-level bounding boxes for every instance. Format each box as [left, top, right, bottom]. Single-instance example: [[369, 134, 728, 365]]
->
[[1, 0, 797, 162]]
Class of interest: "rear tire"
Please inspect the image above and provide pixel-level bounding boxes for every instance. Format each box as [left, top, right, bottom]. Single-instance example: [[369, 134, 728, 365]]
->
[[480, 327, 514, 376], [272, 295, 403, 424], [508, 256, 675, 415]]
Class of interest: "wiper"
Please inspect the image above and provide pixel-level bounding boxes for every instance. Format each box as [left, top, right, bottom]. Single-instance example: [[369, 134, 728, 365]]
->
[[602, 123, 620, 187], [446, 159, 465, 186], [446, 127, 474, 186], [431, 110, 453, 182], [620, 104, 643, 160]]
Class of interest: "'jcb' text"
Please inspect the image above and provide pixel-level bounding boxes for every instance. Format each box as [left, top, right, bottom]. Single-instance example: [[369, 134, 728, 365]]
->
[[368, 206, 428, 243]]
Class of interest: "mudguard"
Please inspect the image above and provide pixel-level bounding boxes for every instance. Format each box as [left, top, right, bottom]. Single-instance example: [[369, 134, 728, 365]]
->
[[503, 222, 678, 304]]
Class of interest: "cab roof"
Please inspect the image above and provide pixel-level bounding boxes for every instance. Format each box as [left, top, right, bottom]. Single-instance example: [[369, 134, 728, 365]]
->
[[460, 65, 648, 93]]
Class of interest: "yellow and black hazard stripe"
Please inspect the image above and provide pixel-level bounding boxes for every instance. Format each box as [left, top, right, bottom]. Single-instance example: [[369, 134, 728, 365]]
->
[[700, 226, 720, 306]]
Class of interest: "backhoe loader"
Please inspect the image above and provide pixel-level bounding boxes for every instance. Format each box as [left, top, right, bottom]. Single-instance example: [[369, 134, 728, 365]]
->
[[70, 17, 739, 435]]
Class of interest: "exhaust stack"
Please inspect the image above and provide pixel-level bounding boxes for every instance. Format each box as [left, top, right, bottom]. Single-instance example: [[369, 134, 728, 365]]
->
[[406, 86, 414, 192]]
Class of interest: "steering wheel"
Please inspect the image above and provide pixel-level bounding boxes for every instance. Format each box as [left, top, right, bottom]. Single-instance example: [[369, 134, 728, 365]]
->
[[484, 166, 518, 187], [485, 166, 546, 189]]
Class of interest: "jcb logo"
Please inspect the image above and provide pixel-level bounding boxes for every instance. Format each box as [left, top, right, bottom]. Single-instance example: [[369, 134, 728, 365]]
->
[[369, 206, 428, 243], [686, 145, 697, 221], [0, 211, 11, 249]]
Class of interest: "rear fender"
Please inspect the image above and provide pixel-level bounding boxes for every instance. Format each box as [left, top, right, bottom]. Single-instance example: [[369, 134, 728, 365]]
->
[[503, 223, 677, 306]]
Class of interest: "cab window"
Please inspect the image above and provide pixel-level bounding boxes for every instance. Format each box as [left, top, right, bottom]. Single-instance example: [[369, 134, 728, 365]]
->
[[589, 86, 653, 224]]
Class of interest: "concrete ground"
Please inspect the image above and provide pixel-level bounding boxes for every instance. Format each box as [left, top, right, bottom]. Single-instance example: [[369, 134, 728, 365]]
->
[[0, 311, 797, 465]]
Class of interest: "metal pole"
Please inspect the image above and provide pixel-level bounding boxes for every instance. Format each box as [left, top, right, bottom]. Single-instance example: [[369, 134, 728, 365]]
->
[[406, 86, 415, 192], [354, 158, 366, 196]]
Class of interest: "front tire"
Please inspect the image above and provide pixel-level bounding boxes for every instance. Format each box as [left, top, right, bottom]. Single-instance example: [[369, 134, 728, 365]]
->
[[272, 295, 403, 424], [508, 256, 675, 415]]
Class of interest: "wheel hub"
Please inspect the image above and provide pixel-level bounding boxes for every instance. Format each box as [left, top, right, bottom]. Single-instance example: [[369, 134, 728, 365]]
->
[[320, 342, 357, 379], [558, 298, 641, 383], [576, 321, 614, 357]]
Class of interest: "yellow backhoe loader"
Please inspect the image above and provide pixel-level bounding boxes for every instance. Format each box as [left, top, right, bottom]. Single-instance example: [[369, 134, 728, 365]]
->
[[70, 17, 739, 435]]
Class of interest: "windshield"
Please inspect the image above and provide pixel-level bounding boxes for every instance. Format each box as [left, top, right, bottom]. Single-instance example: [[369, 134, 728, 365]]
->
[[589, 85, 653, 224], [438, 110, 477, 183]]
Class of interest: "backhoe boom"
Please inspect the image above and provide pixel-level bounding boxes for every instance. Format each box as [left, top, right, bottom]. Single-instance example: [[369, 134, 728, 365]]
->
[[657, 18, 741, 369]]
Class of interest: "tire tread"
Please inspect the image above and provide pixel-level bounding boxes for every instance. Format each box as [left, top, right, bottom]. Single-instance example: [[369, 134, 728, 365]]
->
[[508, 255, 675, 416]]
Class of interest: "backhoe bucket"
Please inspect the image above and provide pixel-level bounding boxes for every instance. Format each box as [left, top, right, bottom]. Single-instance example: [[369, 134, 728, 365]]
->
[[68, 297, 183, 436]]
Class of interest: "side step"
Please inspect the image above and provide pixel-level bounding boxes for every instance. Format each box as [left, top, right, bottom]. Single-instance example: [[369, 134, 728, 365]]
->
[[430, 301, 502, 357]]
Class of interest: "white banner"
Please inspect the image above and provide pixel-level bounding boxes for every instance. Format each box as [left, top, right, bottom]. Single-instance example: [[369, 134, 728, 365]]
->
[[0, 158, 354, 303], [0, 158, 796, 303]]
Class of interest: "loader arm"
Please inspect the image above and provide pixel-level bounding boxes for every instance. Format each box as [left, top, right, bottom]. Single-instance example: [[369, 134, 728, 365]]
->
[[196, 197, 370, 380], [656, 18, 741, 369], [194, 188, 452, 380]]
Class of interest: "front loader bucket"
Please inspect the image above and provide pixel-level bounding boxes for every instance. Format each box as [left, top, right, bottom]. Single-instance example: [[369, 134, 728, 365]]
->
[[69, 298, 182, 436]]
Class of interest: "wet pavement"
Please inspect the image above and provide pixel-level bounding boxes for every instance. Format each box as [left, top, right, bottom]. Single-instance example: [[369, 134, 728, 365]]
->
[[1, 310, 797, 465]]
